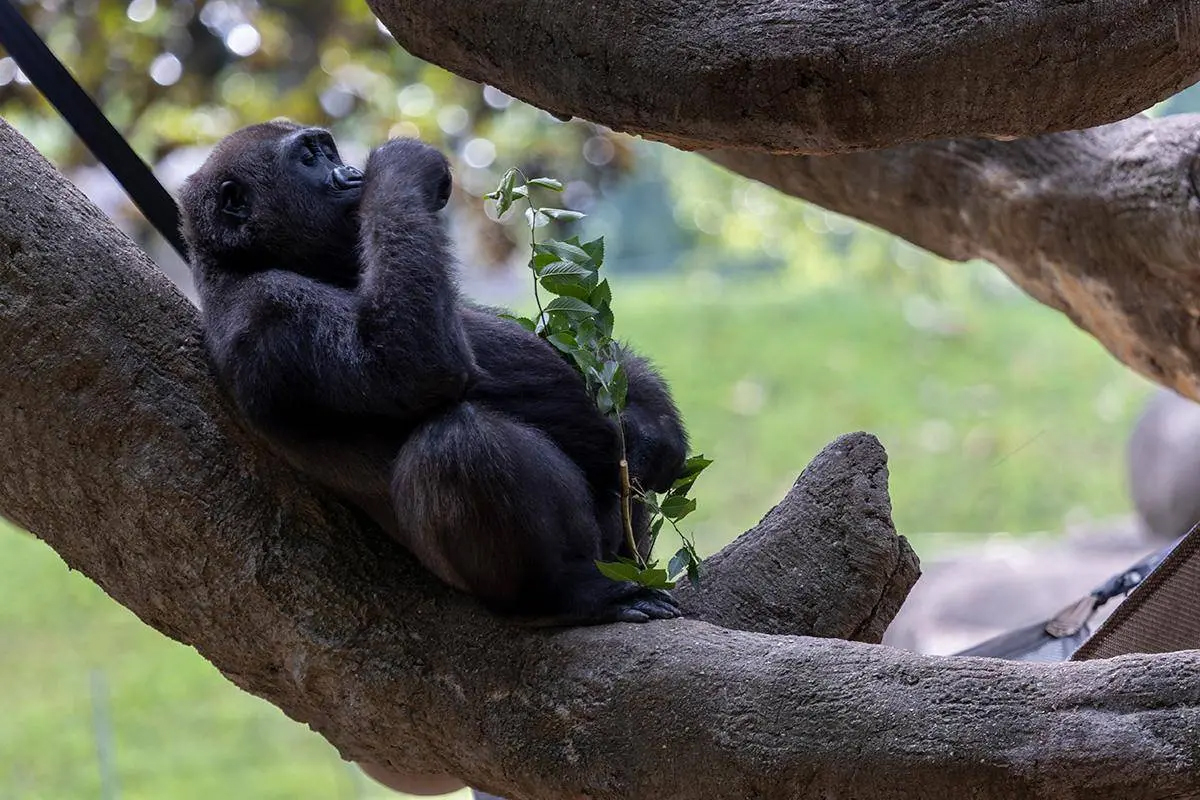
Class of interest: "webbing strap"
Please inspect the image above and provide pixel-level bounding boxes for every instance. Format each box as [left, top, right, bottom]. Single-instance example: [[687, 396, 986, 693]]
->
[[0, 0, 187, 259], [1072, 523, 1200, 660]]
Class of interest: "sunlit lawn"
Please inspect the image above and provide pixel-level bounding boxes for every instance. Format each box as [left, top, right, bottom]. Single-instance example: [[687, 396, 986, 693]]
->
[[0, 273, 1151, 798], [616, 272, 1151, 554]]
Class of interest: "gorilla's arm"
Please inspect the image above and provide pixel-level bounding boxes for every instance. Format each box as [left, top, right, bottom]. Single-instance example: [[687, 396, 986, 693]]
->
[[354, 140, 475, 407], [617, 348, 688, 492]]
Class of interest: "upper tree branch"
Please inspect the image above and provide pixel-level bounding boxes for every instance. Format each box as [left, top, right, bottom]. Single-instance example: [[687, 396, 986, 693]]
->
[[710, 114, 1200, 400], [368, 0, 1200, 153], [1, 119, 1199, 799]]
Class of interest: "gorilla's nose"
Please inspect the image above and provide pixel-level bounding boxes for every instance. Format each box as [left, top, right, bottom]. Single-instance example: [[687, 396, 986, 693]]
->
[[331, 165, 364, 189]]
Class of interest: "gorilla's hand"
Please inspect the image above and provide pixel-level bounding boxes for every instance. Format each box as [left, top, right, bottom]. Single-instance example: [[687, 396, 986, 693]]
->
[[366, 139, 452, 212]]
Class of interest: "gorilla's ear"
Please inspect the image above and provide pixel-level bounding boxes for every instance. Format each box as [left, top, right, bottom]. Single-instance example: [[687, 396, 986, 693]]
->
[[219, 180, 250, 222], [433, 170, 452, 211]]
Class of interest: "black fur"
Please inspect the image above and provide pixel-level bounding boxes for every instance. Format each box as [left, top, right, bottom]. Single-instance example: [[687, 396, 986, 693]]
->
[[179, 121, 689, 624]]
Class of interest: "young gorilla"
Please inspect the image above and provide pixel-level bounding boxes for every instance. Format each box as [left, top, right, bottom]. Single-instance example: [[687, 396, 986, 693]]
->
[[179, 120, 688, 625]]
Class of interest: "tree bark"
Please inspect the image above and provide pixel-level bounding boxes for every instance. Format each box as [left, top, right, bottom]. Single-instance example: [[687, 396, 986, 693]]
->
[[3, 120, 1200, 799], [368, 0, 1200, 153], [708, 114, 1200, 401]]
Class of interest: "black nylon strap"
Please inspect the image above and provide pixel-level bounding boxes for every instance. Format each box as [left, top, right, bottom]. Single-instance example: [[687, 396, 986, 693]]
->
[[0, 0, 187, 259]]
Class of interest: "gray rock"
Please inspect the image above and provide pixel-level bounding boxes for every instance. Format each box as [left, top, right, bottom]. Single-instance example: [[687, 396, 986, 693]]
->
[[1128, 387, 1200, 542]]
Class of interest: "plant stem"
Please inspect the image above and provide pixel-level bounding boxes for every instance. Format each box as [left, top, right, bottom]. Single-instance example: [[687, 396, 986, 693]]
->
[[615, 417, 642, 567], [517, 169, 547, 328]]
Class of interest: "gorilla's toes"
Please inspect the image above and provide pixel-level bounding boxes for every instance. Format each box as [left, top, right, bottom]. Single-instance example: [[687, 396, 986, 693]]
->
[[613, 586, 682, 622], [615, 606, 651, 623]]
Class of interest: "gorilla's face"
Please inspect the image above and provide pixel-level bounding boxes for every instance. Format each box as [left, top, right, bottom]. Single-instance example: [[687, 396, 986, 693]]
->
[[180, 120, 363, 285]]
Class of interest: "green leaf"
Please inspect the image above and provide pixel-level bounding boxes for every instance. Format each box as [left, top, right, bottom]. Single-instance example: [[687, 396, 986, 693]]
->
[[595, 303, 615, 338], [527, 177, 565, 191], [571, 349, 601, 376], [686, 559, 702, 589], [540, 208, 586, 222], [494, 168, 519, 216], [500, 168, 517, 195], [536, 240, 592, 265], [537, 258, 595, 299], [499, 313, 536, 332], [633, 568, 675, 590], [610, 362, 628, 410], [599, 359, 619, 387], [532, 249, 559, 271], [596, 560, 674, 589], [545, 296, 598, 315], [590, 279, 612, 308], [597, 387, 614, 415], [660, 495, 697, 521], [671, 454, 713, 492], [638, 493, 663, 516], [574, 318, 598, 348], [542, 312, 573, 336], [546, 332, 578, 353], [525, 207, 550, 229], [536, 260, 592, 278], [668, 547, 691, 579], [540, 277, 593, 301], [595, 560, 642, 582], [581, 236, 605, 266]]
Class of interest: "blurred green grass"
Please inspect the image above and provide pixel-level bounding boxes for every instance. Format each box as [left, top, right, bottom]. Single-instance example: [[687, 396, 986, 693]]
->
[[0, 274, 1151, 798], [616, 273, 1152, 554]]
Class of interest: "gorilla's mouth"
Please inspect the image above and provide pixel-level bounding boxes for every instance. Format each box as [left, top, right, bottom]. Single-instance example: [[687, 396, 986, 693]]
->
[[329, 165, 364, 191]]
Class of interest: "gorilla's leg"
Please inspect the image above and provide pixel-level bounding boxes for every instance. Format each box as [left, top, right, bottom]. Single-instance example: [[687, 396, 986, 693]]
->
[[390, 402, 679, 624]]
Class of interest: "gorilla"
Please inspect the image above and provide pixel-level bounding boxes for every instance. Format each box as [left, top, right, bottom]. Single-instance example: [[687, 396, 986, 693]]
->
[[178, 120, 689, 626]]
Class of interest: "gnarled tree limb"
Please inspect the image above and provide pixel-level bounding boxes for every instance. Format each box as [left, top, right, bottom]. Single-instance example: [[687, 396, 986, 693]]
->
[[369, 0, 1200, 153], [709, 114, 1200, 401], [2, 120, 1200, 799], [673, 433, 915, 643]]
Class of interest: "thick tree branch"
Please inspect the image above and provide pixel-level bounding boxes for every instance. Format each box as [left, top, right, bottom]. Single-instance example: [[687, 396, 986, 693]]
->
[[2, 119, 1200, 799], [710, 114, 1200, 401], [673, 433, 917, 643], [369, 0, 1200, 153]]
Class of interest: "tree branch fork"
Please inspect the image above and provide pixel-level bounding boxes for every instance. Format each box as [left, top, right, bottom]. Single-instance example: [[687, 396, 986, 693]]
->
[[1, 119, 1199, 799]]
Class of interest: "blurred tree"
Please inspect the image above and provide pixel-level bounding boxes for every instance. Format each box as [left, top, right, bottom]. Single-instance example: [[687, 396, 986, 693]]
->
[[0, 0, 639, 279]]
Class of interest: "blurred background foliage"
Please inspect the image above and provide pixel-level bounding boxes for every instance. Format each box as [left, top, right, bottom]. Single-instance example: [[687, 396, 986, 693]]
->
[[1, 0, 1197, 797]]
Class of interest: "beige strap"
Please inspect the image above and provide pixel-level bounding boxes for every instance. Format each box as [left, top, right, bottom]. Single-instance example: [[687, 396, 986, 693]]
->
[[1072, 528, 1200, 660]]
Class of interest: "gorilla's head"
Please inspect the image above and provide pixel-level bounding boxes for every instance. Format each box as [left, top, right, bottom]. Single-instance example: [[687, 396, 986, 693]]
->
[[179, 119, 364, 284]]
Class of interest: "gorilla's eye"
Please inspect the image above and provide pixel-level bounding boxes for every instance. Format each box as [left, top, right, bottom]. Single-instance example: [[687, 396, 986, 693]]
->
[[218, 180, 249, 222], [304, 134, 339, 165]]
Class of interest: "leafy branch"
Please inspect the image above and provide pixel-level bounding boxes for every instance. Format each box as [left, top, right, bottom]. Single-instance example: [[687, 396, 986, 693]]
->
[[485, 169, 710, 588]]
